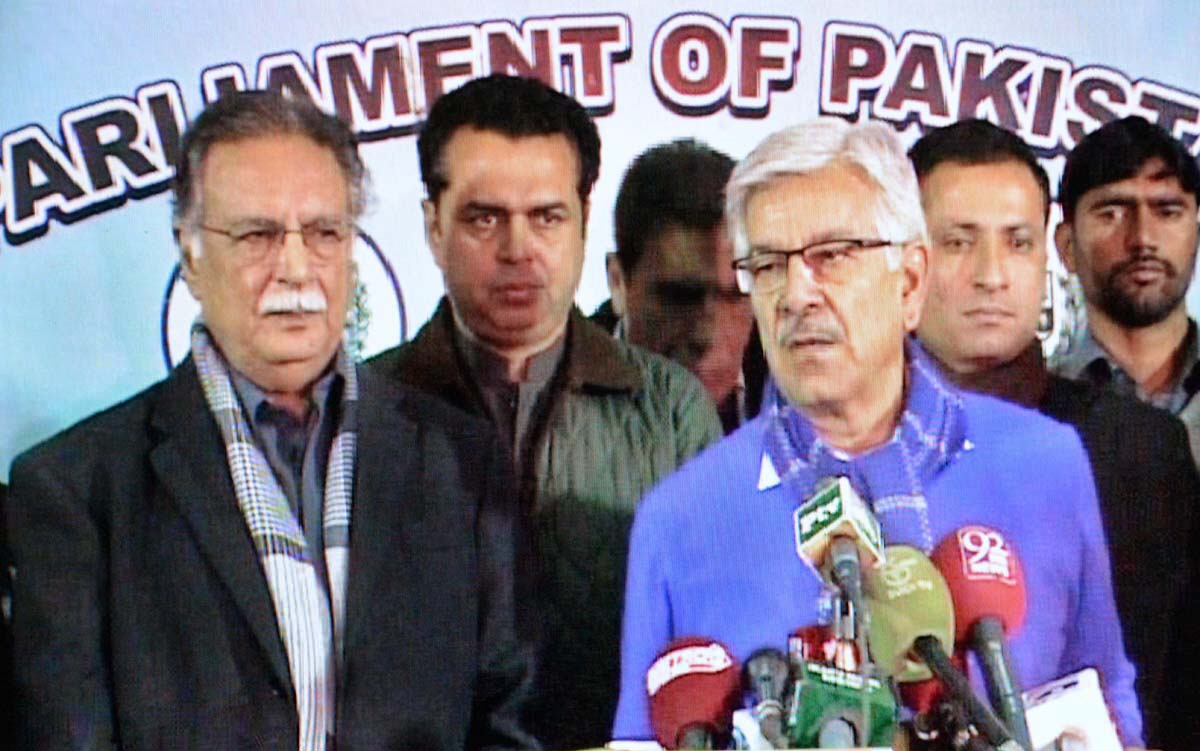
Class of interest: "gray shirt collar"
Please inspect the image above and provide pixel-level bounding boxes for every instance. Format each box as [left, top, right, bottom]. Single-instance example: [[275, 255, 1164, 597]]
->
[[1057, 318, 1200, 412]]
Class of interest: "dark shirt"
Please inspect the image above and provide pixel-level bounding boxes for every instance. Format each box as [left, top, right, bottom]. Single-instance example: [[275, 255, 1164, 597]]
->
[[454, 324, 565, 479], [936, 339, 1200, 748], [230, 368, 341, 580]]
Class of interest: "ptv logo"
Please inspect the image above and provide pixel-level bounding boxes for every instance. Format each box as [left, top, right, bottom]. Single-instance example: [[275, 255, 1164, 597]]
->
[[956, 526, 1016, 585]]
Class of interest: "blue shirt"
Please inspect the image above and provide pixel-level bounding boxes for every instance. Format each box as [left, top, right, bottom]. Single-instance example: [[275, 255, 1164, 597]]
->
[[612, 389, 1142, 745]]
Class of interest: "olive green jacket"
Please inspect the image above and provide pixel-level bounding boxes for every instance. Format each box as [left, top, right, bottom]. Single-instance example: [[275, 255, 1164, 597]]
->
[[370, 299, 721, 749]]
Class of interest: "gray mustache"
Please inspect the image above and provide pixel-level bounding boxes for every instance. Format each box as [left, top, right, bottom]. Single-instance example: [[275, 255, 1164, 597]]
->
[[775, 315, 843, 346], [258, 287, 328, 314]]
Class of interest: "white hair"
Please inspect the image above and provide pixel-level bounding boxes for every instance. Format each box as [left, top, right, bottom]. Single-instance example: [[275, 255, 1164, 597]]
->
[[725, 117, 927, 268]]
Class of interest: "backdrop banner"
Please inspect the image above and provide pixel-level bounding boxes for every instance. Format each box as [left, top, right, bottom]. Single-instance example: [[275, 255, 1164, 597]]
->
[[2, 1, 1198, 478]]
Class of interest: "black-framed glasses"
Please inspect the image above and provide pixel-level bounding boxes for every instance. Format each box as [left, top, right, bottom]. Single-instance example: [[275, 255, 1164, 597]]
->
[[731, 238, 899, 293], [199, 218, 355, 263]]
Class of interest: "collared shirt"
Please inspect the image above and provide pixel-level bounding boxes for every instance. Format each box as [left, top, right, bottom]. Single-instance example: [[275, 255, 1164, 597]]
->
[[1056, 319, 1200, 414], [453, 326, 566, 479], [230, 367, 341, 581]]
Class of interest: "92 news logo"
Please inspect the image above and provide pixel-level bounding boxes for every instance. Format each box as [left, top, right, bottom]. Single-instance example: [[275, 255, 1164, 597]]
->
[[956, 526, 1016, 585]]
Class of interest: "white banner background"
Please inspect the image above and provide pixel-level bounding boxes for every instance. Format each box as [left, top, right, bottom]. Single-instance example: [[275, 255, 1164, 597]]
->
[[2, 1, 1198, 479]]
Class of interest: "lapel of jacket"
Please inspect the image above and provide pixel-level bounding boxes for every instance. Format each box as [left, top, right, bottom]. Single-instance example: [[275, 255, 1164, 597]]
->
[[340, 364, 418, 660], [146, 358, 295, 701]]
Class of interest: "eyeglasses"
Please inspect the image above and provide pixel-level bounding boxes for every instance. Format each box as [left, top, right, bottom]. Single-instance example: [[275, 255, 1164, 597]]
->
[[731, 238, 899, 293], [199, 218, 355, 263]]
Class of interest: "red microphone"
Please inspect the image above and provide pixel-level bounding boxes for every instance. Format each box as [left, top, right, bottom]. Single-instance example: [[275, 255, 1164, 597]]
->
[[645, 637, 741, 749], [932, 526, 1032, 750]]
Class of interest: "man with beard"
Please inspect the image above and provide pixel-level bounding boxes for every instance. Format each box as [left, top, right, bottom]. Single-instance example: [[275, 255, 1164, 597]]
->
[[911, 118, 1200, 749], [1055, 116, 1200, 464], [596, 140, 764, 433]]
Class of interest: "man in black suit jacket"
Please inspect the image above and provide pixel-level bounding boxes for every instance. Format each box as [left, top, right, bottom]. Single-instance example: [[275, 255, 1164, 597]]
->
[[6, 91, 534, 750], [911, 119, 1200, 749]]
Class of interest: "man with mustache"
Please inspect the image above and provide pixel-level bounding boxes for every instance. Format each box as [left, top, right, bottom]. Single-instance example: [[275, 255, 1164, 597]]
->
[[6, 91, 534, 750], [612, 117, 1143, 748], [910, 118, 1199, 749], [595, 139, 764, 433], [371, 75, 721, 749], [1054, 116, 1200, 467]]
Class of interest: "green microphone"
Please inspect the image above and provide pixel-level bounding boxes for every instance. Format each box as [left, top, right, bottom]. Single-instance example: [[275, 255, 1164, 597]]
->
[[863, 545, 955, 683], [865, 545, 1023, 751]]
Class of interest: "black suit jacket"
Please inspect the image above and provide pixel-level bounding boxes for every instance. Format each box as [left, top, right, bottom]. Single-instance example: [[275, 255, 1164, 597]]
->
[[6, 359, 535, 750], [1041, 375, 1200, 750]]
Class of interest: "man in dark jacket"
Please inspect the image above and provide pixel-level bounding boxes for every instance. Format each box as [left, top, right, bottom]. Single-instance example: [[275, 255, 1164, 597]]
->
[[910, 118, 1200, 749], [6, 91, 533, 750], [372, 75, 721, 749], [595, 139, 763, 433]]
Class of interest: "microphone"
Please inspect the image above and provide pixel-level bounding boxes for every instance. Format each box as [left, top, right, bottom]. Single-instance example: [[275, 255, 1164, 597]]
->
[[794, 477, 885, 578], [645, 637, 741, 749], [863, 545, 1022, 751], [784, 623, 897, 748], [862, 545, 955, 683], [742, 649, 790, 748], [795, 478, 885, 746], [909, 635, 1023, 751], [932, 526, 1032, 751]]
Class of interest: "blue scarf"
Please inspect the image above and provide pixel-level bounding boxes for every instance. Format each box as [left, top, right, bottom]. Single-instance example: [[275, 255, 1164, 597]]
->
[[763, 340, 968, 553]]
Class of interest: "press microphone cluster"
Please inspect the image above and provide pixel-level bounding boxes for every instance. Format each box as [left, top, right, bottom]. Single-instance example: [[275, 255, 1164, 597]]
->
[[645, 629, 897, 748], [643, 476, 1050, 750]]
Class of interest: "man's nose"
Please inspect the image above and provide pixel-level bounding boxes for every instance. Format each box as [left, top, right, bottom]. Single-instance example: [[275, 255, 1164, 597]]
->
[[971, 237, 1009, 291], [780, 255, 824, 313], [275, 230, 312, 282], [497, 218, 534, 262], [1126, 204, 1158, 253]]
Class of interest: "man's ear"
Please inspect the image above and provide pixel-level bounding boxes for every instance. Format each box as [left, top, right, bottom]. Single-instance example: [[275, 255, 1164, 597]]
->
[[178, 233, 203, 301], [900, 241, 929, 333], [605, 253, 627, 318], [1053, 221, 1076, 274], [423, 198, 445, 271], [581, 199, 591, 241]]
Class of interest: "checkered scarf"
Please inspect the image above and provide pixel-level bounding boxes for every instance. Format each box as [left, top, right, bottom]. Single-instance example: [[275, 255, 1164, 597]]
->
[[191, 324, 357, 751], [763, 338, 968, 553]]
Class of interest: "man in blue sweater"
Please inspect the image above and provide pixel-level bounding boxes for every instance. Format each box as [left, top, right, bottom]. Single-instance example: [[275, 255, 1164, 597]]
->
[[612, 118, 1143, 747]]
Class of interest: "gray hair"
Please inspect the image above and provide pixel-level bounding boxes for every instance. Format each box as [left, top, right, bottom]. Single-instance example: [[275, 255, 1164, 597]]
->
[[172, 90, 368, 255], [725, 117, 927, 267]]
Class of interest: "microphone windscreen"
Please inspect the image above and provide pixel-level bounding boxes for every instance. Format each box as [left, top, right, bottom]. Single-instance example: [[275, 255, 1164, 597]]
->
[[931, 526, 1027, 642], [646, 637, 741, 748], [795, 477, 885, 572], [863, 545, 955, 682]]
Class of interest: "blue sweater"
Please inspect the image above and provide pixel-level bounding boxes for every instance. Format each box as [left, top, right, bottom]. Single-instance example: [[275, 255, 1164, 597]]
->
[[612, 390, 1142, 745]]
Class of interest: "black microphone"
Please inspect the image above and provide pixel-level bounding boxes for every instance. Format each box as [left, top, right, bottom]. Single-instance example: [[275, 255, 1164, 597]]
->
[[911, 635, 1022, 751], [828, 535, 864, 617], [743, 648, 790, 748]]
